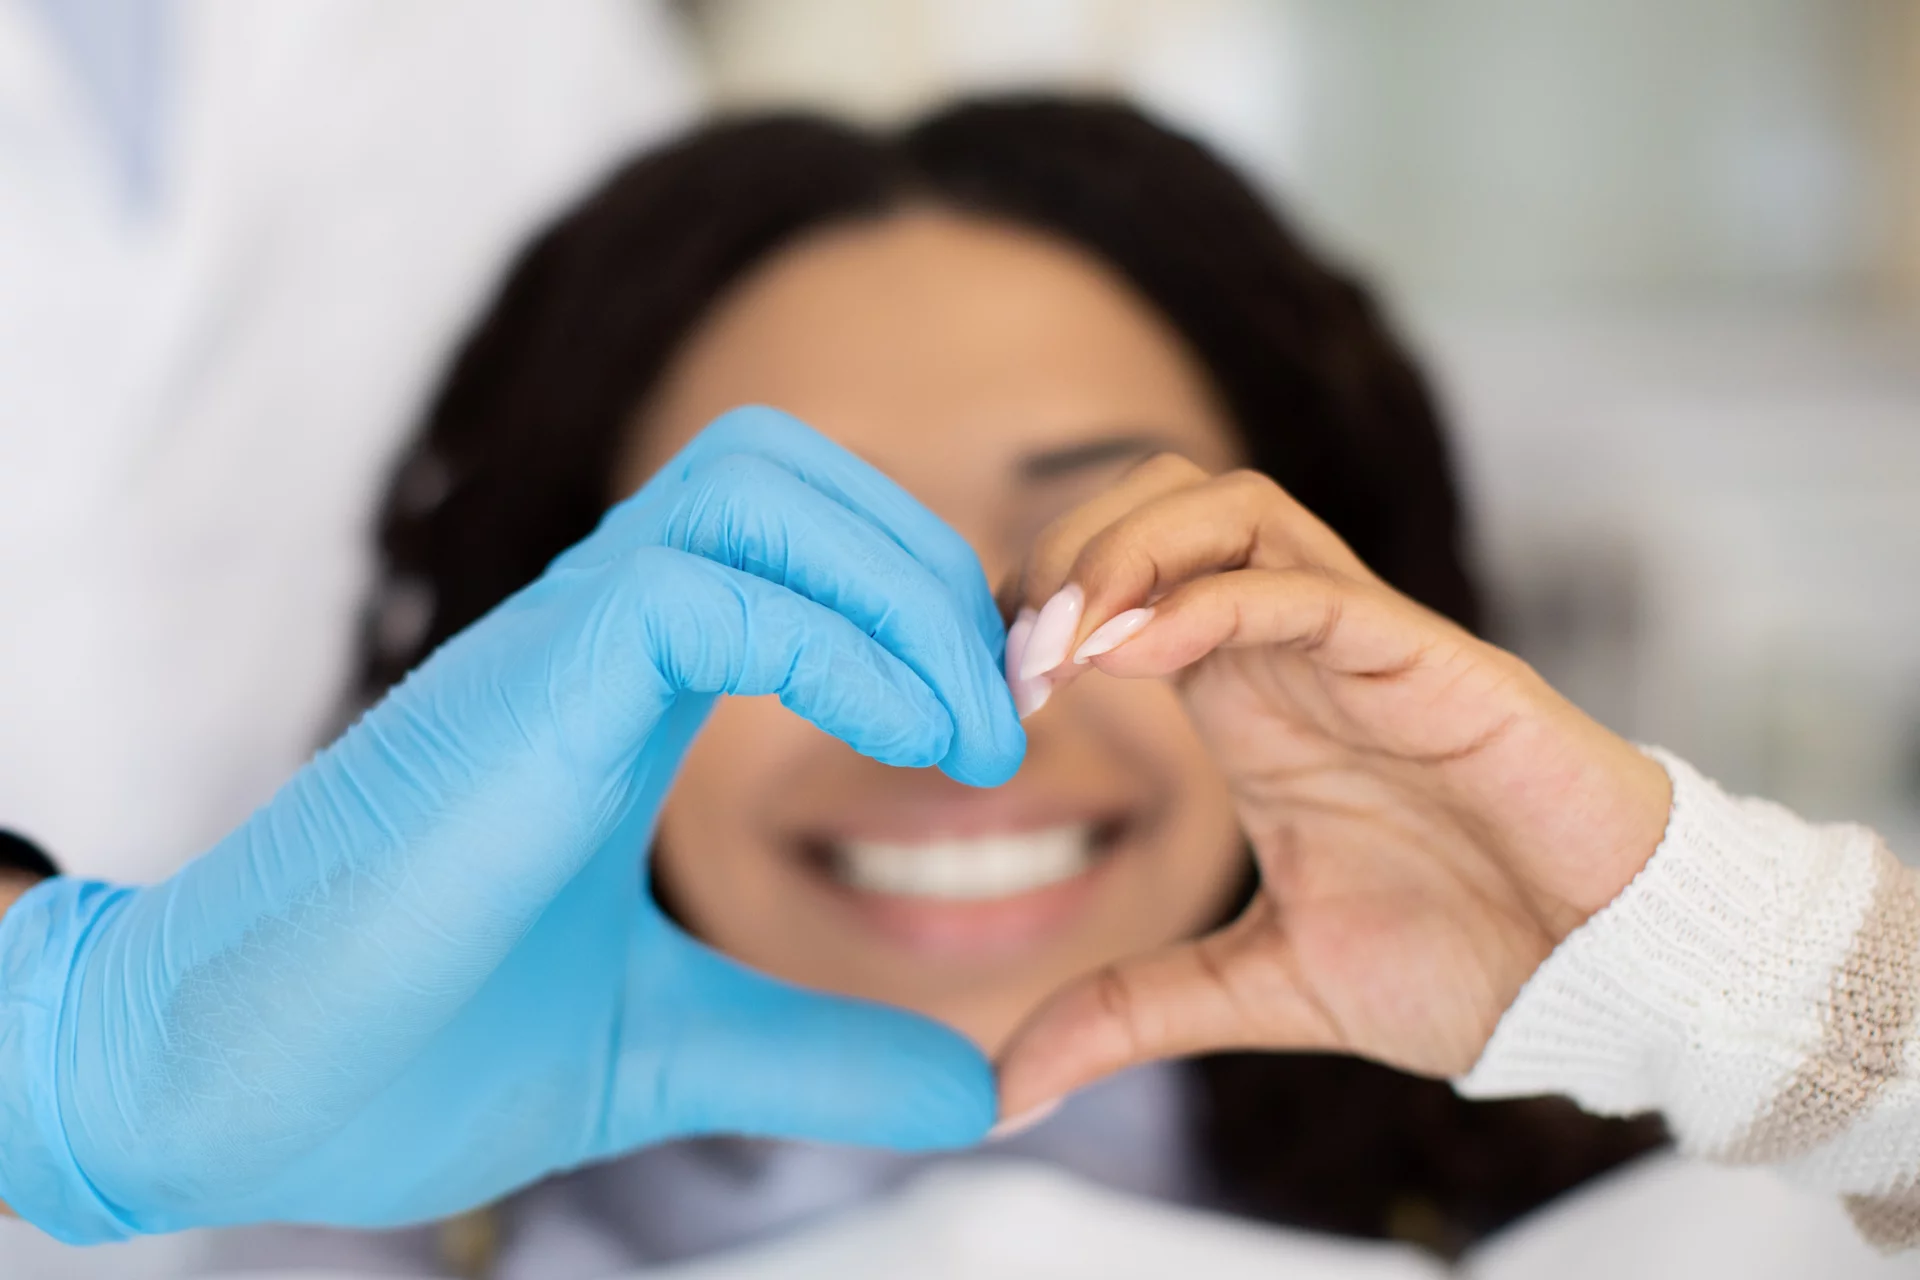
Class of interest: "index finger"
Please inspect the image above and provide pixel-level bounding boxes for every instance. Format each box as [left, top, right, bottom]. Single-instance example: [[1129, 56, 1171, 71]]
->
[[580, 408, 1009, 661], [679, 407, 1011, 661], [1007, 452, 1211, 616], [1007, 461, 1377, 686]]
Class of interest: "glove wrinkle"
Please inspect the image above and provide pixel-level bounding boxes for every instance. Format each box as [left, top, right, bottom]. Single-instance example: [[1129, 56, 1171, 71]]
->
[[0, 409, 1010, 1242]]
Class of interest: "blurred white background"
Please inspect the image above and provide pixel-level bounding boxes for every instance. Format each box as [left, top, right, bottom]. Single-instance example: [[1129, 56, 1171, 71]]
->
[[680, 0, 1920, 852], [4, 0, 1913, 887]]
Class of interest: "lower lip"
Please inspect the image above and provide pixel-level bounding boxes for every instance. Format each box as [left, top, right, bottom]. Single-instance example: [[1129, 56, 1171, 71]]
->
[[815, 853, 1112, 958]]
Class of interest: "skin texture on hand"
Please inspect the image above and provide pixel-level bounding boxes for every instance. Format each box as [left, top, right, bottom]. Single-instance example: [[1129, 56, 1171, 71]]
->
[[994, 455, 1673, 1122]]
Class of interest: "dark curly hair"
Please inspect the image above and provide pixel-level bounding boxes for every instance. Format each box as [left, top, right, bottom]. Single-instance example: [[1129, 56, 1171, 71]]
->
[[359, 95, 1664, 1259]]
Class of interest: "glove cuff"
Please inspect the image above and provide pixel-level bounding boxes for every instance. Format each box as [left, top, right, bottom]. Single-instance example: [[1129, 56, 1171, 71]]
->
[[0, 876, 140, 1243]]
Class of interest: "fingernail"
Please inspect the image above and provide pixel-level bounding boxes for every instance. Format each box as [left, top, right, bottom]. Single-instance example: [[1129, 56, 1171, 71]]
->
[[1005, 608, 1037, 685], [1012, 674, 1052, 720], [1019, 585, 1083, 680], [987, 1097, 1061, 1141], [1073, 608, 1154, 663], [1005, 608, 1053, 719]]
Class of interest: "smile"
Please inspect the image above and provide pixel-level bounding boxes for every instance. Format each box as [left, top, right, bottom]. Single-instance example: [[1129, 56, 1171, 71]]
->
[[794, 811, 1132, 957], [828, 822, 1095, 900]]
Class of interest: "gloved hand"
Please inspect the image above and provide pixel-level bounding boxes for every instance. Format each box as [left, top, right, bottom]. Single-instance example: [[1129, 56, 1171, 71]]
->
[[0, 407, 1024, 1244]]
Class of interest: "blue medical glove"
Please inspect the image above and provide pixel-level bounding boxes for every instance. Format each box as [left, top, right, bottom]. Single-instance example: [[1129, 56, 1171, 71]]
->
[[0, 407, 1025, 1244]]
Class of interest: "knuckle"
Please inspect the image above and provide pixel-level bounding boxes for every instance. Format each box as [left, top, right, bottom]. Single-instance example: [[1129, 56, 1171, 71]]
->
[[1090, 966, 1149, 1058], [691, 450, 781, 492], [1075, 516, 1160, 594], [1096, 538, 1159, 598], [1222, 467, 1283, 501], [1191, 935, 1241, 1005], [624, 542, 692, 583], [624, 546, 727, 615], [669, 455, 794, 551], [698, 404, 802, 453], [1300, 580, 1345, 653]]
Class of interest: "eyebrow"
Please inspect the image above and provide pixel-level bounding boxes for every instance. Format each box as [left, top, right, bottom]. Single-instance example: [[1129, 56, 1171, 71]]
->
[[1017, 433, 1178, 482]]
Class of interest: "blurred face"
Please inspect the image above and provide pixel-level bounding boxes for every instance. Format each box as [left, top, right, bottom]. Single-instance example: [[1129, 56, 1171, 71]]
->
[[623, 210, 1246, 1053]]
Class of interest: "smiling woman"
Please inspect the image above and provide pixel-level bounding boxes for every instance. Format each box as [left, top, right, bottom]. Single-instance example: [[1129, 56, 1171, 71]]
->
[[347, 97, 1663, 1268], [623, 209, 1247, 1045]]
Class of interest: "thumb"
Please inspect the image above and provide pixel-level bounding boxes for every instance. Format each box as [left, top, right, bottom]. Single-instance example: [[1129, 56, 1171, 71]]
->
[[994, 900, 1336, 1122], [612, 929, 997, 1152]]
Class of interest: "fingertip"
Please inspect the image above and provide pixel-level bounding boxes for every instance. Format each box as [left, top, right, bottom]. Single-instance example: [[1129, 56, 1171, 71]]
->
[[940, 718, 1026, 789], [796, 1004, 1000, 1151], [697, 403, 816, 452], [936, 636, 1029, 787], [992, 979, 1137, 1121], [986, 1097, 1061, 1142], [906, 723, 956, 772], [882, 1031, 1000, 1152], [888, 700, 954, 771]]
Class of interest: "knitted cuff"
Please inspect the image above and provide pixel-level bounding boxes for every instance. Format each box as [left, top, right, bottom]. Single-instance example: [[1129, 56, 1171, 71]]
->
[[1455, 749, 1889, 1159]]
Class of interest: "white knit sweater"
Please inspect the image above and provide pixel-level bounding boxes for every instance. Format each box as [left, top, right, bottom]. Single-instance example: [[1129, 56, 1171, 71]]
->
[[1458, 749, 1920, 1250]]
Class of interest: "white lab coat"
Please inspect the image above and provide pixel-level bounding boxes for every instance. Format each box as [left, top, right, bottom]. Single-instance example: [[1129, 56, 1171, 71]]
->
[[0, 2, 691, 1271], [0, 0, 696, 886]]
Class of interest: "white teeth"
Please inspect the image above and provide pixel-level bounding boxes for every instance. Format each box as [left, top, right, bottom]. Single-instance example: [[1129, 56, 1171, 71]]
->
[[832, 823, 1095, 901]]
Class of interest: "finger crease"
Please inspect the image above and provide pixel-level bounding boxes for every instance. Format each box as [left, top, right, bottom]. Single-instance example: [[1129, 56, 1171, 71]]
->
[[1092, 966, 1148, 1063]]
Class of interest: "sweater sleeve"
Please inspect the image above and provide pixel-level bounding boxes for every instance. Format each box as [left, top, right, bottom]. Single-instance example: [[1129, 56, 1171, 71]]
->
[[1456, 749, 1920, 1250]]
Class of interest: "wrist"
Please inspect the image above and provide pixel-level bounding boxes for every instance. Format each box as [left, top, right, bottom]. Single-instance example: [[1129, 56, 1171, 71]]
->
[[1459, 749, 1880, 1141], [0, 875, 140, 1242], [1504, 680, 1677, 947], [0, 870, 41, 918], [1559, 724, 1675, 942]]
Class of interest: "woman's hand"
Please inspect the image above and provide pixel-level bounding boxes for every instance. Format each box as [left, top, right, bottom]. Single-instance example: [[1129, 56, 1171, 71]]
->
[[994, 454, 1672, 1119], [0, 408, 1022, 1243]]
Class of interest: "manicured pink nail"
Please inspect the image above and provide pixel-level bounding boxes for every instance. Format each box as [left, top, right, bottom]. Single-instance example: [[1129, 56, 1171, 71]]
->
[[1005, 608, 1037, 685], [1019, 585, 1083, 680], [1012, 674, 1052, 719], [1005, 608, 1054, 719], [1073, 608, 1154, 663], [987, 1097, 1061, 1141]]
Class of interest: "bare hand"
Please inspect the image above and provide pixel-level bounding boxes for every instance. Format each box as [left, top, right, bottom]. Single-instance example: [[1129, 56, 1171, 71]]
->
[[994, 455, 1672, 1121]]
